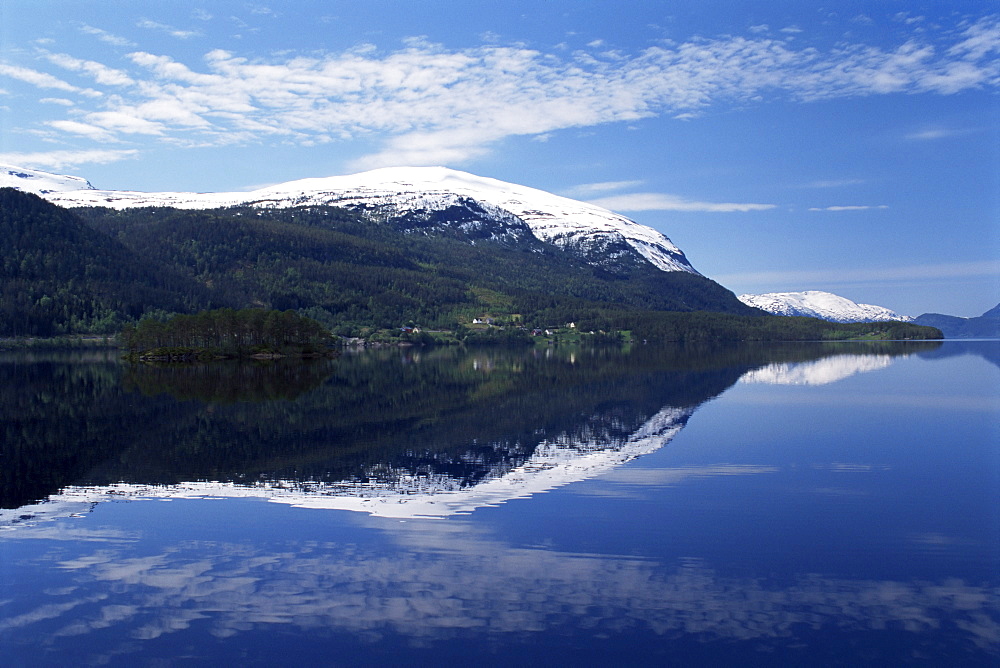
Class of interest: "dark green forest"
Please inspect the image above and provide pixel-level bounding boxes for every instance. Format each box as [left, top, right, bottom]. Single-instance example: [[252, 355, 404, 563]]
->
[[1, 188, 942, 342], [0, 188, 208, 335], [120, 307, 334, 359]]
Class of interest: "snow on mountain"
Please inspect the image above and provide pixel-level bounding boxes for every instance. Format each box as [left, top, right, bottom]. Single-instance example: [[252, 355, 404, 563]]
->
[[1, 164, 94, 194], [738, 290, 913, 323], [1, 163, 698, 275]]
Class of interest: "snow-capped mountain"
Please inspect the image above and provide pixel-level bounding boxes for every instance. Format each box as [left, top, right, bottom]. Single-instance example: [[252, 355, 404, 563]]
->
[[738, 291, 913, 323], [1, 164, 698, 275], [1, 164, 95, 194]]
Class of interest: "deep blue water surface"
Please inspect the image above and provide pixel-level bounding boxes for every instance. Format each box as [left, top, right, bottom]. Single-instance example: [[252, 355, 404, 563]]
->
[[1, 341, 997, 666]]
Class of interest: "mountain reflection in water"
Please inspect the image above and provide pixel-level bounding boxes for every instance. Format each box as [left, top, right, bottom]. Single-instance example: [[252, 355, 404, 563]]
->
[[1, 341, 938, 523], [2, 340, 998, 666]]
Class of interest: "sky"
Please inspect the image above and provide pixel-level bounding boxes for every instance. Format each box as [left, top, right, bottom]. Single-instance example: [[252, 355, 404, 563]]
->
[[0, 1, 997, 317]]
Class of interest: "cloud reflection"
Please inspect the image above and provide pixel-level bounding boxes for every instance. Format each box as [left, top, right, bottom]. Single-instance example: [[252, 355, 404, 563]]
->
[[2, 523, 996, 662]]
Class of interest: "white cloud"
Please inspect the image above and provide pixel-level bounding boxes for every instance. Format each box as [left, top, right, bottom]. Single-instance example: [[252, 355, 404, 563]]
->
[[0, 63, 89, 94], [137, 19, 200, 40], [46, 120, 117, 141], [44, 53, 135, 87], [802, 178, 865, 188], [248, 5, 276, 16], [79, 24, 136, 48], [8, 15, 998, 166], [588, 192, 776, 213], [39, 97, 76, 106], [906, 126, 971, 141], [808, 204, 889, 211], [715, 259, 1000, 287], [894, 13, 925, 26], [562, 180, 646, 197], [0, 149, 139, 169]]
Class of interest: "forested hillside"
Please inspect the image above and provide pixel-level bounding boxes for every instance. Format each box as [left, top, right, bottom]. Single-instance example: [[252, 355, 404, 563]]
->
[[0, 189, 211, 335], [2, 188, 941, 341], [73, 200, 759, 334]]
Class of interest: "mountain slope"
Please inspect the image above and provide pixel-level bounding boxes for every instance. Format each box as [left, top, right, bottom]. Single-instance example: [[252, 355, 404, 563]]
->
[[0, 188, 209, 335], [738, 291, 912, 323], [73, 203, 759, 334], [1, 164, 95, 194], [3, 164, 698, 276], [5, 165, 941, 340]]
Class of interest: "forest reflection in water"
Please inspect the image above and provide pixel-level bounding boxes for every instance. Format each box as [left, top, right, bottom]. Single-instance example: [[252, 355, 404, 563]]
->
[[0, 340, 946, 516], [1, 340, 998, 666]]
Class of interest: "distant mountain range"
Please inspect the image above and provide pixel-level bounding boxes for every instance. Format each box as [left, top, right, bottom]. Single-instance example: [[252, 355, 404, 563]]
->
[[740, 289, 998, 339], [738, 290, 912, 323], [914, 304, 1000, 339]]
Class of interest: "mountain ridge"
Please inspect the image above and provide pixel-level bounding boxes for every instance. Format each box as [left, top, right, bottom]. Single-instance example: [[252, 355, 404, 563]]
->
[[1, 186, 771, 338], [914, 304, 1000, 339], [1, 164, 698, 276], [0, 168, 942, 341]]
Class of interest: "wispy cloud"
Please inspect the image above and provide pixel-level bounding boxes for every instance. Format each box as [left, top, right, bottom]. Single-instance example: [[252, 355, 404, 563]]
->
[[801, 178, 865, 188], [0, 149, 139, 170], [136, 19, 200, 40], [808, 204, 889, 211], [715, 259, 1000, 288], [906, 126, 976, 141], [3, 15, 997, 167], [562, 180, 645, 197], [43, 53, 135, 87], [39, 97, 76, 106], [588, 192, 776, 213], [79, 24, 137, 48], [0, 63, 96, 96]]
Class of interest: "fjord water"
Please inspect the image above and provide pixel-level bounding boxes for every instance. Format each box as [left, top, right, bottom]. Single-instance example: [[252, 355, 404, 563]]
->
[[1, 341, 997, 666]]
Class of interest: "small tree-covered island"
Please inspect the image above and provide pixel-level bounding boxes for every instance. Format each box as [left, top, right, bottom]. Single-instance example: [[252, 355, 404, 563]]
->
[[120, 308, 336, 361]]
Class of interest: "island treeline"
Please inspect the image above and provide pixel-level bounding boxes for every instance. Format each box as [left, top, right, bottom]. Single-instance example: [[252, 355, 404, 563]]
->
[[1, 188, 942, 342], [120, 307, 333, 359]]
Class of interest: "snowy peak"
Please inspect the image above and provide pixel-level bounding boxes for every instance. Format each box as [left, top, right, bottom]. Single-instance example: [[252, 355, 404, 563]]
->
[[4, 164, 699, 275], [0, 164, 94, 195], [251, 166, 698, 273], [738, 290, 912, 323]]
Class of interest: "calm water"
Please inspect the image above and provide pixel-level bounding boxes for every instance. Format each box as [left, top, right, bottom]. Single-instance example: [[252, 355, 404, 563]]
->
[[1, 341, 997, 666]]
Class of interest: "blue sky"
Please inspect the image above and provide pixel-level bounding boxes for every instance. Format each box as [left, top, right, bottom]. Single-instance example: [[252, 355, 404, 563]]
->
[[1, 1, 997, 317]]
